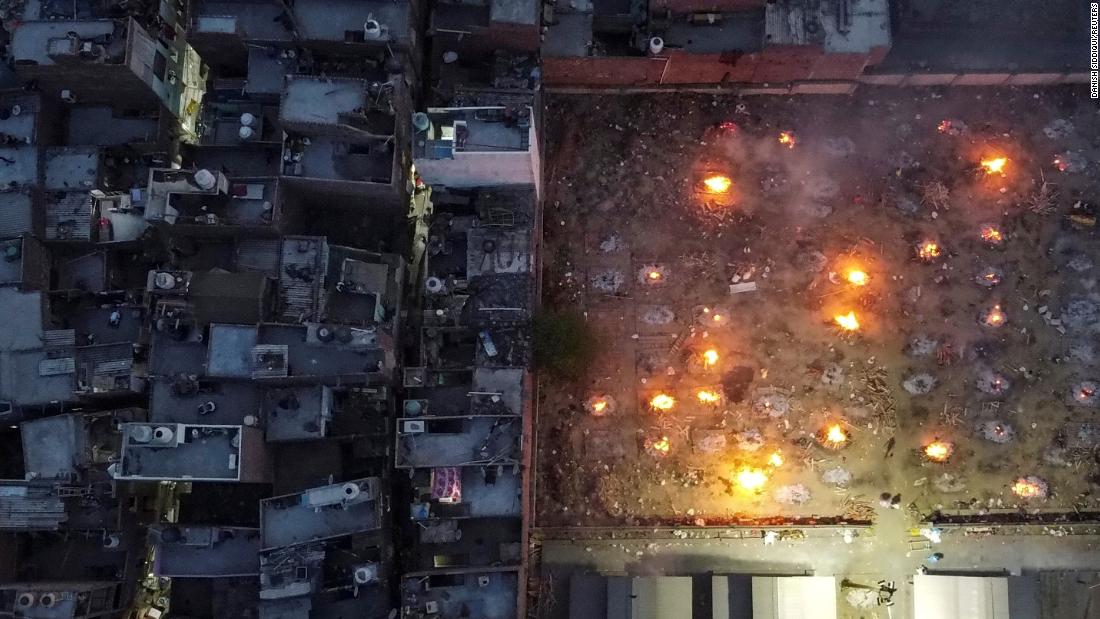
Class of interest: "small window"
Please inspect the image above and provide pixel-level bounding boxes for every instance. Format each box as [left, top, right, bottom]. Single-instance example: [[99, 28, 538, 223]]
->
[[153, 51, 168, 82]]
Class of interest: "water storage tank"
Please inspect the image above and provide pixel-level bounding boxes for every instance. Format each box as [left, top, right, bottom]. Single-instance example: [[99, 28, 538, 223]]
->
[[364, 19, 382, 40], [194, 169, 217, 191], [152, 426, 175, 444], [16, 593, 35, 609], [103, 533, 121, 549], [341, 483, 361, 502], [240, 112, 256, 127], [412, 112, 431, 132], [238, 125, 254, 141], [39, 593, 58, 608], [243, 415, 259, 427], [648, 37, 664, 55], [425, 276, 446, 295], [130, 425, 153, 443], [354, 563, 379, 584], [154, 271, 178, 290]]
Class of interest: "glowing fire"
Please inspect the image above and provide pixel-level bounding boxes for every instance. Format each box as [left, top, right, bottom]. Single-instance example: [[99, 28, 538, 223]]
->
[[1077, 385, 1096, 402], [980, 225, 1003, 245], [980, 157, 1008, 175], [778, 131, 796, 149], [918, 241, 941, 261], [979, 268, 1002, 286], [647, 270, 663, 281], [846, 270, 869, 286], [1012, 478, 1044, 498], [649, 393, 675, 411], [1054, 156, 1068, 172], [924, 440, 952, 462], [592, 399, 608, 414], [702, 349, 720, 367], [696, 389, 722, 404], [767, 451, 784, 467], [649, 435, 671, 455], [982, 305, 1006, 328], [703, 175, 733, 194], [823, 424, 848, 447], [834, 311, 860, 332], [736, 467, 768, 492], [936, 120, 952, 133]]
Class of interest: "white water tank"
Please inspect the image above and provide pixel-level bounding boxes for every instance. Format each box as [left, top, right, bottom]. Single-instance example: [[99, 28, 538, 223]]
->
[[425, 276, 445, 295], [103, 533, 121, 549], [16, 593, 35, 609], [240, 112, 256, 127], [238, 125, 254, 141], [152, 426, 175, 444], [648, 37, 664, 55], [243, 415, 259, 427], [130, 425, 153, 443], [194, 169, 217, 191], [154, 271, 177, 290], [39, 593, 58, 608], [364, 19, 382, 40], [341, 483, 361, 502], [354, 563, 379, 584]]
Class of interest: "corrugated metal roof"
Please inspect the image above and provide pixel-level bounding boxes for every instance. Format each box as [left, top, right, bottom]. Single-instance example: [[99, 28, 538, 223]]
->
[[46, 192, 95, 241], [0, 191, 34, 239], [77, 343, 133, 377], [237, 239, 281, 275], [279, 236, 328, 323], [0, 485, 67, 530], [251, 345, 289, 378], [38, 357, 75, 376], [43, 329, 76, 349], [765, 2, 808, 46]]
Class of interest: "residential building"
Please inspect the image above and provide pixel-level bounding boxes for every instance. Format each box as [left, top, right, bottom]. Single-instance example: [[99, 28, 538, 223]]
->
[[278, 75, 411, 210], [11, 17, 208, 140], [115, 422, 270, 482]]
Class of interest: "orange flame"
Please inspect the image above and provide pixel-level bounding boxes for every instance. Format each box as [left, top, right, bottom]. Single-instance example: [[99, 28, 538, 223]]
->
[[702, 349, 719, 367], [846, 269, 869, 287], [736, 467, 768, 492], [696, 389, 721, 404], [980, 225, 1003, 244], [1012, 478, 1043, 498], [703, 175, 733, 194], [778, 131, 796, 149], [592, 399, 608, 414], [983, 305, 1006, 327], [980, 157, 1008, 175], [924, 440, 952, 462], [834, 311, 859, 331], [918, 241, 941, 261], [650, 435, 671, 454], [824, 424, 847, 446], [649, 393, 675, 411], [767, 451, 784, 467]]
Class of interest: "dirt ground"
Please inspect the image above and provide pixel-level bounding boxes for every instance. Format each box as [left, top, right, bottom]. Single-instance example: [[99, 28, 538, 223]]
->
[[536, 86, 1100, 528]]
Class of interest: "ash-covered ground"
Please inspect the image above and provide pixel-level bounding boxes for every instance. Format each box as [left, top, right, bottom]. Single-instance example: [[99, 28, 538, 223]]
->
[[536, 87, 1100, 527]]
